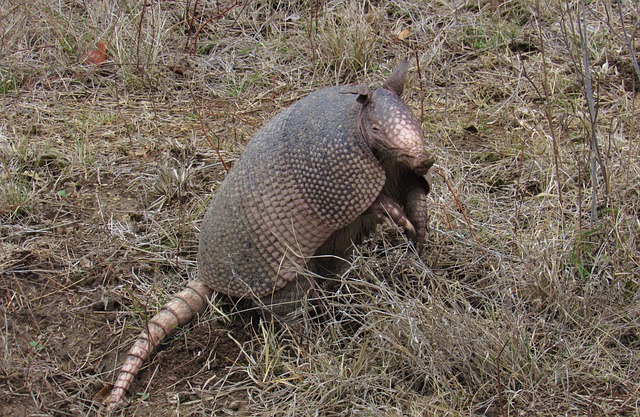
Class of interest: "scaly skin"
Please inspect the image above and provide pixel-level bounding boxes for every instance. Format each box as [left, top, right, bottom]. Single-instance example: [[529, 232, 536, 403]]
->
[[106, 280, 212, 409], [105, 62, 434, 409]]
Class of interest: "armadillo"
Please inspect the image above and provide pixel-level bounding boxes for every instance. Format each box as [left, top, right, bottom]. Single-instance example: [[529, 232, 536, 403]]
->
[[106, 61, 434, 408]]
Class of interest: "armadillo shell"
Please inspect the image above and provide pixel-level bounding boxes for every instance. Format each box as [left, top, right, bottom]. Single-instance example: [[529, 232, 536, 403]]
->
[[198, 86, 386, 298]]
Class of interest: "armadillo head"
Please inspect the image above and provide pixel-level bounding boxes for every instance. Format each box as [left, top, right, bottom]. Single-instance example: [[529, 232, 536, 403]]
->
[[357, 62, 435, 175]]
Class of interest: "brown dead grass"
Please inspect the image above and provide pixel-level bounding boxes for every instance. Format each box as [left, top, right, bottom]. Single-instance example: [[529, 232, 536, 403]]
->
[[1, 0, 639, 416]]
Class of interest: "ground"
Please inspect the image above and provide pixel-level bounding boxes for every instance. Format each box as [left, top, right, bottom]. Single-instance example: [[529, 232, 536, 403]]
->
[[1, 1, 639, 416]]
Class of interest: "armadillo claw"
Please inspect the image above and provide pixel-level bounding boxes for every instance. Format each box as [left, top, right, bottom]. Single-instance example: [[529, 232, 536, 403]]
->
[[381, 216, 416, 238]]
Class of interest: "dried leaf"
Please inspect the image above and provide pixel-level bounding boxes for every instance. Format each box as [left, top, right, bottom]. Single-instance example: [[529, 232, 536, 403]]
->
[[93, 384, 113, 402], [397, 28, 411, 40], [82, 41, 108, 66]]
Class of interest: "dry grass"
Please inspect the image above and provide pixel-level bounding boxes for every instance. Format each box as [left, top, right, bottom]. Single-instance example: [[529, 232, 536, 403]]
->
[[1, 0, 639, 416]]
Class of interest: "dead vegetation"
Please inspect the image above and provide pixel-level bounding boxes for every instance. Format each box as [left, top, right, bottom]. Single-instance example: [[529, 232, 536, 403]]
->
[[1, 0, 639, 416]]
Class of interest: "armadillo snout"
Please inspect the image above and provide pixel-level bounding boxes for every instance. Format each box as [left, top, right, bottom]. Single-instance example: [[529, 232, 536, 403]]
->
[[410, 156, 435, 176], [394, 139, 435, 176]]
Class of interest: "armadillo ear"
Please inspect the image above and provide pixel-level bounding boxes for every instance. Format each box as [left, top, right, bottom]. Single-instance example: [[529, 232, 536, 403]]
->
[[382, 60, 409, 96], [341, 84, 371, 106]]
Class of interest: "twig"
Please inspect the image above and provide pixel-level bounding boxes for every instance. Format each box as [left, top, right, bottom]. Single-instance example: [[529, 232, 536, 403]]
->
[[599, 2, 640, 84], [577, 0, 608, 225], [183, 0, 200, 52], [535, 0, 565, 230], [197, 103, 230, 172], [192, 1, 241, 55], [413, 49, 425, 122], [431, 167, 486, 255], [614, 1, 640, 83], [136, 1, 148, 73], [496, 340, 508, 417]]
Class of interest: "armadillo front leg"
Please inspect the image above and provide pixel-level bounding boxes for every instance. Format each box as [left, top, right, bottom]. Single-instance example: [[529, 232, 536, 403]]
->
[[403, 174, 430, 242], [106, 280, 213, 410], [369, 195, 417, 238]]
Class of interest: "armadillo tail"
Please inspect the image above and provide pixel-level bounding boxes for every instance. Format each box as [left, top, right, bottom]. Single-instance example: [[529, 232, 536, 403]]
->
[[105, 280, 213, 410]]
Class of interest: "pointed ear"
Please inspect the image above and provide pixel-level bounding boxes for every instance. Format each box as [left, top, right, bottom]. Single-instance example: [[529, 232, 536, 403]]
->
[[340, 83, 371, 106], [382, 60, 409, 96]]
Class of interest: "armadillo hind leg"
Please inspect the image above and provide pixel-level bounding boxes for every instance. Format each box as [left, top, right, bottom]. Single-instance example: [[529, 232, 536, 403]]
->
[[105, 280, 213, 409], [257, 273, 318, 331]]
